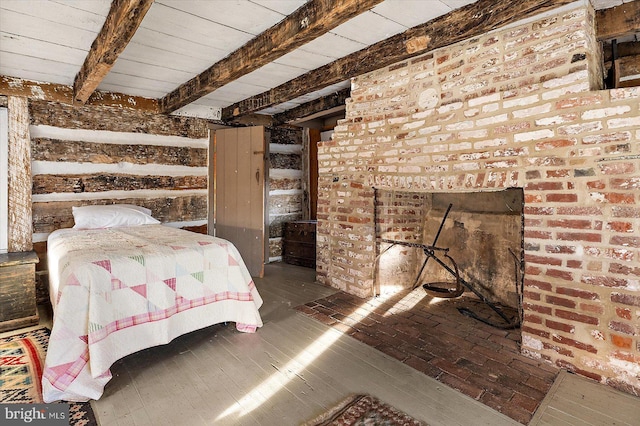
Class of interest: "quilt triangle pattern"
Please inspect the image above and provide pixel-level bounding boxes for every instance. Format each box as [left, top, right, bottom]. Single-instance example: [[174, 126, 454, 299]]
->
[[92, 259, 112, 273], [128, 255, 145, 266], [190, 271, 204, 283], [88, 322, 104, 334], [130, 284, 147, 298], [67, 273, 81, 286], [163, 278, 176, 291]]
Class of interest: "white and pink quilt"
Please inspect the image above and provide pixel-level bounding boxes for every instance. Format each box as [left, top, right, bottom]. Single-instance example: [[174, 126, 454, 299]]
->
[[42, 225, 263, 402]]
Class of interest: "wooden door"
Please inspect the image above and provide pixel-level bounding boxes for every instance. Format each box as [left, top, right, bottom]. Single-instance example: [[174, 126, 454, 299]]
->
[[213, 127, 266, 278]]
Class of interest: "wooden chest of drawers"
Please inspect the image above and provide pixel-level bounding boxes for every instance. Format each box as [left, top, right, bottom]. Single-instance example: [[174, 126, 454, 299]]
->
[[0, 251, 39, 332], [283, 220, 316, 268]]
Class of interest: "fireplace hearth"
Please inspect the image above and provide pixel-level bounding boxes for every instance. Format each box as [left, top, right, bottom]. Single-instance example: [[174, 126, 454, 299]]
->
[[374, 188, 524, 329]]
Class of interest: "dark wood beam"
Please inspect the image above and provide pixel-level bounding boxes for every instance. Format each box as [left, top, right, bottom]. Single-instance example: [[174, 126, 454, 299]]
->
[[73, 0, 154, 104], [613, 54, 640, 88], [603, 41, 640, 62], [1, 75, 159, 112], [225, 113, 274, 128], [273, 88, 350, 125], [618, 77, 640, 88], [222, 0, 575, 120], [596, 1, 640, 41], [29, 99, 208, 139], [159, 0, 384, 114]]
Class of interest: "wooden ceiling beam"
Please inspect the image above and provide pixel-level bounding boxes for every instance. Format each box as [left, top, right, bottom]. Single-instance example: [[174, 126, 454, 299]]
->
[[272, 88, 350, 125], [1, 75, 159, 112], [73, 0, 154, 104], [159, 0, 384, 114], [596, 1, 640, 41], [222, 0, 575, 120]]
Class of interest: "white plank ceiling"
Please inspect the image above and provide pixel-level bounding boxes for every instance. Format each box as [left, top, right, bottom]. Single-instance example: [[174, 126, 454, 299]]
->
[[0, 0, 635, 120]]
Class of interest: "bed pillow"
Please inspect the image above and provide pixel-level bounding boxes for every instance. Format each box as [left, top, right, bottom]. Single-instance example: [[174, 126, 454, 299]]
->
[[72, 204, 160, 229], [112, 203, 153, 216]]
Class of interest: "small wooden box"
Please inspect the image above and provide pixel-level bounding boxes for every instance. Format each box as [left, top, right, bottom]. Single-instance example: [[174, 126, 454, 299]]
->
[[283, 221, 316, 268], [0, 251, 39, 332]]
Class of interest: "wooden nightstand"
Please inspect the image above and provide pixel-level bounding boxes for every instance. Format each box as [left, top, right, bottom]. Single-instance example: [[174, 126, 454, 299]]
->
[[0, 251, 39, 332]]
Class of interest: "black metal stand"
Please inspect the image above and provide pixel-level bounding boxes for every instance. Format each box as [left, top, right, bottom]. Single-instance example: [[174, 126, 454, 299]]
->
[[373, 190, 519, 329]]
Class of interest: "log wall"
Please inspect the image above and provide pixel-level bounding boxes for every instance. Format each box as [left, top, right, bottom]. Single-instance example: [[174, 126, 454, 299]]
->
[[29, 100, 209, 281], [266, 126, 304, 261], [30, 100, 209, 240]]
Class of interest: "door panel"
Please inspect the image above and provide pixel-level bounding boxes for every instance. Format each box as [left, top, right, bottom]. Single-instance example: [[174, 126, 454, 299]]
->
[[214, 127, 266, 278]]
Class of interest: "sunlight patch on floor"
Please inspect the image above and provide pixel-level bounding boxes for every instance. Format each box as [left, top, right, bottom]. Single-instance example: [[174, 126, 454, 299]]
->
[[428, 296, 446, 306], [381, 290, 427, 317], [215, 327, 343, 421]]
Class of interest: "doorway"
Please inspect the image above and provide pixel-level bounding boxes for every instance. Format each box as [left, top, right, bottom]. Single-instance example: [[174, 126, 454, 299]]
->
[[211, 126, 267, 278]]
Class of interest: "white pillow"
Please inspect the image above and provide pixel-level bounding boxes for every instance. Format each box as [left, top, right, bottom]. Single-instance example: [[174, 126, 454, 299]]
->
[[112, 204, 152, 216], [72, 204, 160, 229]]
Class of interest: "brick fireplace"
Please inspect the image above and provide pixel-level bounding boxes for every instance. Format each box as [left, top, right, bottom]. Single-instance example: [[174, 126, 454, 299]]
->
[[373, 188, 524, 312], [316, 2, 640, 395]]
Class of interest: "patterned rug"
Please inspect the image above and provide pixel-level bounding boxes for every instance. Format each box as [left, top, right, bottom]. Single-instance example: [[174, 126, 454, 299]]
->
[[303, 394, 426, 425], [0, 327, 98, 425]]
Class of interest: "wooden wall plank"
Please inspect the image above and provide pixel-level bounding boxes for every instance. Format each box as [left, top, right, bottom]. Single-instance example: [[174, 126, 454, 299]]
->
[[250, 126, 266, 273], [29, 100, 208, 138], [32, 137, 207, 166], [269, 194, 303, 216], [32, 195, 207, 234], [222, 129, 238, 243], [617, 54, 640, 80], [7, 96, 32, 251], [32, 174, 207, 194], [269, 176, 302, 191], [270, 153, 302, 170], [237, 128, 253, 249]]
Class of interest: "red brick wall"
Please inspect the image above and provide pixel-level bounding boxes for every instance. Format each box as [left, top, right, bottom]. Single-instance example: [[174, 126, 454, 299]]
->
[[317, 4, 640, 395]]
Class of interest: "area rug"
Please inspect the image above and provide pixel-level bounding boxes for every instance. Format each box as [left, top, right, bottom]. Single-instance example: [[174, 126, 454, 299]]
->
[[0, 327, 98, 425], [303, 394, 426, 425]]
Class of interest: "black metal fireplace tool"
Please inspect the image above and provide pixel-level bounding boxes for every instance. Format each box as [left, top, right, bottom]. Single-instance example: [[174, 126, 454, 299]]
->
[[375, 203, 520, 330]]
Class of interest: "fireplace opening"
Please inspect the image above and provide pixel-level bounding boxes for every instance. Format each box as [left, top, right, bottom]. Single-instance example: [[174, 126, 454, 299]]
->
[[374, 187, 524, 330]]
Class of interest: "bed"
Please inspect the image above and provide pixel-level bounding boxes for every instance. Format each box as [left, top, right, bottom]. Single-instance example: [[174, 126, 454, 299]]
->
[[41, 205, 263, 402]]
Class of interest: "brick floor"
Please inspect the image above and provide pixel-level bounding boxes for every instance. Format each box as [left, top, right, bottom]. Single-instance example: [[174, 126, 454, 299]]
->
[[295, 287, 559, 425]]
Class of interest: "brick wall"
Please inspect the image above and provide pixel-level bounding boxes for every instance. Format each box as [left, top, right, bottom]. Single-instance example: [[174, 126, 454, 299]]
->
[[317, 4, 640, 395]]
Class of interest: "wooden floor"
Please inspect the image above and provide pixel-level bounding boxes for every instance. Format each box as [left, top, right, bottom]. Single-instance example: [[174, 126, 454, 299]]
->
[[91, 262, 520, 425], [8, 262, 638, 425], [530, 370, 640, 426]]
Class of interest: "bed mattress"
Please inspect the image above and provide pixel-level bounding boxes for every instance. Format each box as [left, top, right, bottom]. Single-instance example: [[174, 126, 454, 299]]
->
[[42, 225, 263, 402]]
